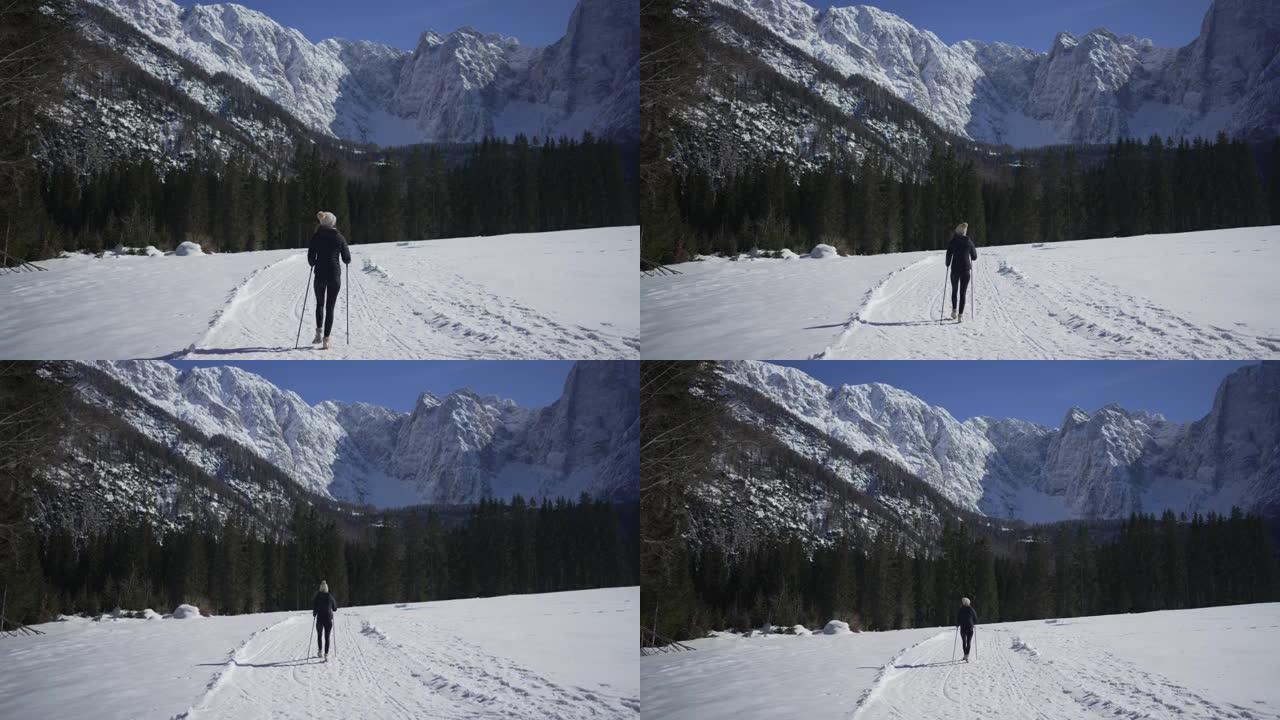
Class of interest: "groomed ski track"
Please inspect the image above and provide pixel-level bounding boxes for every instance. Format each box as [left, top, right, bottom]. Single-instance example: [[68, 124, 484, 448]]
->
[[639, 603, 1280, 720], [823, 250, 1273, 359], [0, 588, 638, 720], [0, 227, 638, 360], [850, 626, 1276, 720], [640, 227, 1280, 359], [182, 610, 633, 719]]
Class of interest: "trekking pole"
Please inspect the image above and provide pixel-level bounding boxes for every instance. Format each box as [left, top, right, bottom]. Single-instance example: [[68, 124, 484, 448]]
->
[[951, 625, 958, 662], [295, 266, 313, 349], [333, 616, 337, 658], [972, 259, 977, 321], [974, 627, 978, 660], [345, 262, 350, 346], [939, 265, 949, 321], [306, 615, 313, 659]]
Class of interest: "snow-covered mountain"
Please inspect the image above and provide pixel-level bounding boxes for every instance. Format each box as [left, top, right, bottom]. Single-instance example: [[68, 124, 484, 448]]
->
[[712, 0, 1279, 146], [80, 0, 638, 146], [82, 360, 639, 507], [720, 361, 1280, 521]]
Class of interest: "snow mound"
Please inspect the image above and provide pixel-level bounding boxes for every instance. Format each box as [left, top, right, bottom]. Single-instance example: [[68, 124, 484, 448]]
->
[[174, 242, 205, 257], [362, 257, 390, 279], [172, 604, 203, 619], [808, 244, 839, 259], [791, 624, 811, 636], [143, 609, 161, 620], [1010, 635, 1038, 656], [144, 246, 163, 257], [997, 259, 1021, 278], [760, 622, 773, 635], [779, 249, 799, 259], [360, 621, 386, 640], [823, 620, 852, 635]]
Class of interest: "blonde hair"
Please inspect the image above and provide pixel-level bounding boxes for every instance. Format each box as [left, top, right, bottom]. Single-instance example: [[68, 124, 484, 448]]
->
[[961, 597, 971, 606], [317, 211, 337, 228], [955, 222, 969, 235]]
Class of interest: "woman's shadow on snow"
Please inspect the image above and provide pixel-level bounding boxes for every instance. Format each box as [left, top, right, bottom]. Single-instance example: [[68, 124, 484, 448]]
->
[[196, 657, 323, 669], [854, 319, 949, 328], [893, 660, 966, 669], [150, 346, 300, 359], [802, 318, 947, 330]]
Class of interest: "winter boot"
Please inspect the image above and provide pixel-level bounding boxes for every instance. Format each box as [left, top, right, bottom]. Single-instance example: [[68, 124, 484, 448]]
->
[[311, 328, 323, 344], [322, 336, 331, 350], [958, 312, 964, 323], [949, 309, 957, 321]]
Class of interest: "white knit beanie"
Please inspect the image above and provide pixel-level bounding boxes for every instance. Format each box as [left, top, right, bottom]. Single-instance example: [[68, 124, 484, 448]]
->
[[961, 597, 971, 606], [319, 580, 329, 593], [317, 211, 337, 228]]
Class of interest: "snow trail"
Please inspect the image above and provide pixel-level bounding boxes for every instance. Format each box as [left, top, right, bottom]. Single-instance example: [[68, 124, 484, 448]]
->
[[0, 588, 637, 720], [183, 604, 637, 719], [0, 228, 638, 360], [642, 227, 1280, 359], [641, 604, 1280, 720], [823, 246, 1276, 359], [854, 624, 1280, 720]]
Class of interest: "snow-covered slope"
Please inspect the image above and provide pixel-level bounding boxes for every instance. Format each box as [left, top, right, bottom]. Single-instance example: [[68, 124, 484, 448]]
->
[[719, 359, 1280, 521], [642, 603, 1280, 720], [712, 0, 1279, 146], [0, 227, 640, 361], [0, 588, 639, 720], [85, 359, 639, 507], [641, 227, 1280, 360], [81, 0, 639, 145]]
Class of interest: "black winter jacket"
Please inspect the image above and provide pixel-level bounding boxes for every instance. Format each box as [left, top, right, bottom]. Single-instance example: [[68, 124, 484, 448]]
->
[[957, 605, 977, 629], [307, 227, 351, 283], [312, 591, 337, 624], [945, 233, 977, 273]]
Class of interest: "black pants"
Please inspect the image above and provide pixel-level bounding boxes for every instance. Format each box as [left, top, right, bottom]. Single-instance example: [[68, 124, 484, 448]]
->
[[960, 626, 973, 655], [316, 618, 332, 654], [314, 275, 340, 338], [951, 268, 971, 315]]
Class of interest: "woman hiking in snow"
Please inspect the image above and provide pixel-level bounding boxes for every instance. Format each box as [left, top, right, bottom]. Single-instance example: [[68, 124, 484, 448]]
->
[[945, 222, 978, 322], [957, 596, 977, 661], [313, 580, 338, 660], [307, 211, 352, 349]]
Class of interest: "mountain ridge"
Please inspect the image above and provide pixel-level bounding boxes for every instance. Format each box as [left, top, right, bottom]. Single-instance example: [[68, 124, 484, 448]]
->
[[83, 360, 639, 508], [719, 360, 1280, 522], [81, 0, 639, 146], [711, 0, 1279, 146]]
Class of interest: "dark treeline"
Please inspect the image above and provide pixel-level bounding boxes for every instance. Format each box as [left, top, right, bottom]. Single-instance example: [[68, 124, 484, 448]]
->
[[647, 135, 1280, 263], [11, 495, 637, 624], [667, 511, 1278, 641], [15, 134, 636, 261]]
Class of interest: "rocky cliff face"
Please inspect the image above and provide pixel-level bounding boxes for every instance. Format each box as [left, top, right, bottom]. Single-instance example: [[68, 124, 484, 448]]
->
[[720, 361, 1280, 521], [83, 0, 639, 145], [85, 360, 638, 507], [713, 0, 1278, 146]]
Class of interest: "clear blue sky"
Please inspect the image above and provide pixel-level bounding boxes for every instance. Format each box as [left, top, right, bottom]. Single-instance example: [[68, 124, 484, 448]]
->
[[772, 361, 1252, 427], [181, 0, 581, 50], [168, 360, 574, 411], [813, 0, 1211, 50]]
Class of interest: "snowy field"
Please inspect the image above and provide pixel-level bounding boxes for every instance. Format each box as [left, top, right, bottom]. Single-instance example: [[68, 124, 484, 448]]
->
[[0, 227, 638, 360], [642, 227, 1280, 359], [0, 587, 639, 720], [642, 603, 1280, 720]]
